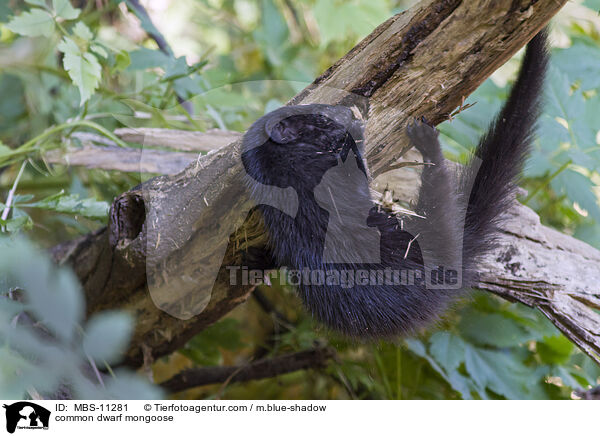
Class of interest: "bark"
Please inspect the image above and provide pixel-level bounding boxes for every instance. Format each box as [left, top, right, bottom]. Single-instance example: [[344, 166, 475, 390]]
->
[[113, 128, 240, 152], [52, 0, 579, 367], [46, 130, 237, 174]]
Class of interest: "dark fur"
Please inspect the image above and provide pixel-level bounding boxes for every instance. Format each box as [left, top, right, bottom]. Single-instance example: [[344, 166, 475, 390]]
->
[[240, 30, 549, 337]]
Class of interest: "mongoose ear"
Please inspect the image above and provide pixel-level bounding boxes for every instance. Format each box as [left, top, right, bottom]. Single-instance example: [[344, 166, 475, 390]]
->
[[265, 116, 301, 144]]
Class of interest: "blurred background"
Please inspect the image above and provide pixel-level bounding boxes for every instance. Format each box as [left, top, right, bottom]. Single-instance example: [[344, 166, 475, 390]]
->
[[1, 0, 600, 399]]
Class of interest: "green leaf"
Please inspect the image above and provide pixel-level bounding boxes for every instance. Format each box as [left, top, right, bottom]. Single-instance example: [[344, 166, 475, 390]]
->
[[40, 268, 84, 342], [22, 190, 109, 219], [584, 0, 600, 9], [464, 347, 530, 399], [52, 0, 80, 20], [128, 47, 171, 70], [554, 42, 600, 91], [528, 125, 570, 180], [90, 44, 107, 58], [545, 67, 583, 120], [405, 338, 474, 399], [537, 335, 574, 365], [0, 142, 12, 157], [113, 50, 131, 71], [551, 169, 600, 221], [429, 332, 466, 372], [349, 0, 389, 37], [459, 309, 531, 347], [173, 77, 203, 100], [26, 0, 49, 7], [6, 8, 54, 37], [1, 215, 33, 232], [0, 75, 26, 126], [445, 370, 475, 400], [0, 348, 31, 399], [114, 99, 168, 128], [163, 56, 189, 80], [5, 241, 85, 342], [58, 37, 102, 104], [180, 319, 244, 366], [72, 21, 93, 41], [0, 237, 158, 400], [12, 194, 35, 204], [104, 370, 163, 400], [83, 312, 133, 365], [574, 222, 600, 249], [551, 366, 586, 390], [314, 0, 344, 47], [259, 0, 288, 45], [314, 0, 388, 46], [577, 353, 600, 384], [0, 2, 11, 22]]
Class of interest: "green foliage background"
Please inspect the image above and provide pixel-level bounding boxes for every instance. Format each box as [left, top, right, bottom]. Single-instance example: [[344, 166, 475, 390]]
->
[[0, 0, 599, 399]]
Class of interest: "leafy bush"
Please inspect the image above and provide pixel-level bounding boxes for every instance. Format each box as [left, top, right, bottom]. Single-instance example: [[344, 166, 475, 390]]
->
[[0, 237, 161, 399]]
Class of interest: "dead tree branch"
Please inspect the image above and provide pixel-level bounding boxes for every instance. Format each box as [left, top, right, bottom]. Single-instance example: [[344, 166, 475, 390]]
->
[[51, 0, 575, 367], [160, 347, 335, 393], [46, 129, 238, 174]]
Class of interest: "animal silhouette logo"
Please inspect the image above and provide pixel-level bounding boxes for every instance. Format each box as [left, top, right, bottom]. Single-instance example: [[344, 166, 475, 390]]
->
[[2, 402, 50, 433]]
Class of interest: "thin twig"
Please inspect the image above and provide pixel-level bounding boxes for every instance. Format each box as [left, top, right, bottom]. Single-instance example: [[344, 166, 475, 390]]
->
[[1, 162, 27, 230], [125, 0, 193, 114], [575, 385, 600, 400], [214, 362, 249, 399], [404, 232, 420, 259], [160, 347, 335, 393], [85, 352, 106, 388], [125, 0, 172, 56], [386, 161, 434, 171]]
